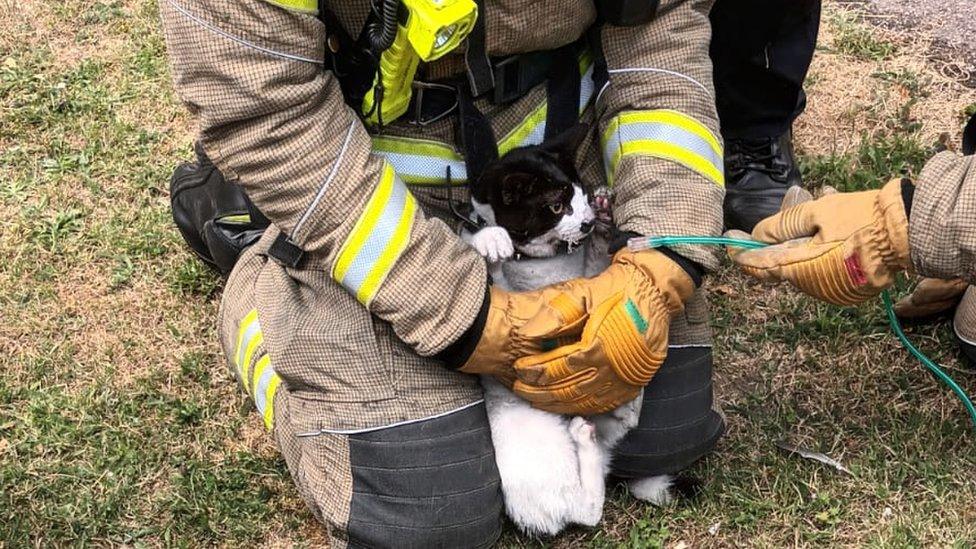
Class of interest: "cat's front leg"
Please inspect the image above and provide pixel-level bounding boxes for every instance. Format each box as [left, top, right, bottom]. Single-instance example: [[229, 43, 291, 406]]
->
[[466, 226, 514, 263]]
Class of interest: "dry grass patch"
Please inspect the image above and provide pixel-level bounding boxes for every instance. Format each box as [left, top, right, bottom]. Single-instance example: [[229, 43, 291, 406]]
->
[[796, 4, 976, 158]]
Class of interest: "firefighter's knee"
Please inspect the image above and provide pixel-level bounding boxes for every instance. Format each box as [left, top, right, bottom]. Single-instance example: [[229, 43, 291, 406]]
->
[[278, 398, 504, 549]]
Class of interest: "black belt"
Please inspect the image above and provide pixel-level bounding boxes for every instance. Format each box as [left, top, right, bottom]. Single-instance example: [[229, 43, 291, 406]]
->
[[405, 46, 578, 126]]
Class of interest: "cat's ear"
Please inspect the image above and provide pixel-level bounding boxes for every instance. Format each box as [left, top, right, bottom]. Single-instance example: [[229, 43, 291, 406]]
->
[[540, 123, 590, 176]]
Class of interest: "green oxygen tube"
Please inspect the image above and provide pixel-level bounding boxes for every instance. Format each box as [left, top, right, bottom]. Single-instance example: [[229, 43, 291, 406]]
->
[[628, 235, 976, 433]]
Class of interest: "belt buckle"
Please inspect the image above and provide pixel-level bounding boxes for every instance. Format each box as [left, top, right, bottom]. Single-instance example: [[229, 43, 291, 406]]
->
[[492, 56, 523, 105], [412, 81, 459, 126]]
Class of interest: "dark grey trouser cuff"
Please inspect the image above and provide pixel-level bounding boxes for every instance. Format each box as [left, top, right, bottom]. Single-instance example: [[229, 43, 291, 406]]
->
[[346, 403, 504, 549], [611, 346, 726, 478]]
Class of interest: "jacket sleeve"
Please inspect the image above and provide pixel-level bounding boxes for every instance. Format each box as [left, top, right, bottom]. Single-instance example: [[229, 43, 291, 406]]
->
[[159, 0, 487, 356], [908, 151, 976, 282], [597, 0, 724, 270]]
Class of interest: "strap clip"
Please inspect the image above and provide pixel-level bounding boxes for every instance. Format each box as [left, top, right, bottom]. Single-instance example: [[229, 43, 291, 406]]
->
[[268, 233, 305, 268], [492, 55, 525, 105]]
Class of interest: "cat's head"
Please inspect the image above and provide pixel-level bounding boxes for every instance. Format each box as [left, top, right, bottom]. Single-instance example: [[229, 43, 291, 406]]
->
[[471, 124, 596, 257]]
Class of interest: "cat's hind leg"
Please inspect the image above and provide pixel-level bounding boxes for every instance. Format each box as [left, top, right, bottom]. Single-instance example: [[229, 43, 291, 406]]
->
[[567, 417, 608, 527]]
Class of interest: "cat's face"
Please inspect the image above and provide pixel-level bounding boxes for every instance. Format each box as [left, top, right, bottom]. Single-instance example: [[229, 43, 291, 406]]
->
[[470, 125, 596, 257]]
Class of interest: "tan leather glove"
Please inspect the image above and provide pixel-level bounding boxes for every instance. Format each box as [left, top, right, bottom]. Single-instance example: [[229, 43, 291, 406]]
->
[[893, 277, 968, 320], [508, 249, 695, 415], [457, 286, 569, 384], [728, 179, 912, 306]]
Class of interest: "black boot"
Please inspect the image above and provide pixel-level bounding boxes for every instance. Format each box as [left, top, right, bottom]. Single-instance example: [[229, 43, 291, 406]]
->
[[170, 143, 270, 276], [723, 132, 802, 232]]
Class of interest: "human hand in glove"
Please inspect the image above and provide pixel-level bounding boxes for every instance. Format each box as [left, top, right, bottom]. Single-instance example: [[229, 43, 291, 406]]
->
[[506, 249, 695, 415], [892, 277, 968, 320], [455, 286, 580, 385], [726, 179, 912, 306]]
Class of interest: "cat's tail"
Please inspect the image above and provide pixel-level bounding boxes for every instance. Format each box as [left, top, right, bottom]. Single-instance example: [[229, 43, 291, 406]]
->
[[628, 474, 703, 506]]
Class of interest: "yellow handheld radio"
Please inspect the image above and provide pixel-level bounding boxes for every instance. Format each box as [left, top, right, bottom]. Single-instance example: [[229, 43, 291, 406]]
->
[[362, 0, 478, 126]]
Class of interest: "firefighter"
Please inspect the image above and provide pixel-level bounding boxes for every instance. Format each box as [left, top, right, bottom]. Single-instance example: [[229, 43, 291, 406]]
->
[[160, 0, 725, 545]]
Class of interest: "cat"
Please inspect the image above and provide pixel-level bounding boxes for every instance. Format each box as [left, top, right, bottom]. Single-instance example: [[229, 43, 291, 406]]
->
[[461, 125, 691, 537]]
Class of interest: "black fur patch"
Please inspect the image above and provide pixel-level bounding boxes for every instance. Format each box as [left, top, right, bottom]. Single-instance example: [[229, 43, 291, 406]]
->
[[670, 474, 704, 500]]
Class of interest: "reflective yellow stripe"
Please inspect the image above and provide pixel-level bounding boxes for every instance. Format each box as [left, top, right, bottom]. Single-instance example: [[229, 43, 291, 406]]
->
[[332, 163, 417, 306], [262, 0, 317, 14], [372, 136, 462, 160], [602, 109, 724, 187], [262, 375, 282, 430], [498, 101, 548, 155], [611, 140, 724, 186], [333, 165, 396, 284], [372, 55, 595, 185], [235, 309, 260, 382], [371, 137, 469, 185], [233, 311, 282, 430], [218, 214, 252, 225], [605, 110, 722, 156], [497, 55, 594, 156], [355, 191, 416, 304]]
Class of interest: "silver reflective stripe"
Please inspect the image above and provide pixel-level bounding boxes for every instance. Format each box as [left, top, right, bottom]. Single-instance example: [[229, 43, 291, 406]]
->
[[235, 320, 261, 369], [296, 399, 486, 436], [292, 121, 356, 241], [520, 120, 548, 148], [166, 0, 321, 65], [339, 176, 410, 294], [373, 65, 597, 185], [518, 65, 596, 149], [579, 64, 595, 113], [379, 151, 468, 181], [253, 364, 277, 415], [603, 121, 723, 175], [607, 67, 711, 96]]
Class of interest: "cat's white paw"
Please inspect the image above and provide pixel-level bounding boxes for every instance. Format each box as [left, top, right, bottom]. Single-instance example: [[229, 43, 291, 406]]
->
[[470, 226, 514, 263], [568, 416, 597, 445]]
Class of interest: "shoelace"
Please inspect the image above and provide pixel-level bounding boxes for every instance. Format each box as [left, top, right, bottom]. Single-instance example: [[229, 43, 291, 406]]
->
[[726, 138, 791, 180]]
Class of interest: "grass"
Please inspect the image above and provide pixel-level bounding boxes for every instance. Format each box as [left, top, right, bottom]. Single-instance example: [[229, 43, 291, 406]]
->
[[2, 0, 975, 547], [830, 11, 897, 61]]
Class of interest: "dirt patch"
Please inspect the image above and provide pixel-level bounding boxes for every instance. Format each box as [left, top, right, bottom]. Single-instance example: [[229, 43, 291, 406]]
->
[[860, 0, 976, 87], [794, 3, 976, 158]]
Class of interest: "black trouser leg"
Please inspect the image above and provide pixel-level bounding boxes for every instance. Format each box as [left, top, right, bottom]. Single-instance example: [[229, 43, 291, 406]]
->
[[611, 347, 725, 478], [710, 0, 822, 140]]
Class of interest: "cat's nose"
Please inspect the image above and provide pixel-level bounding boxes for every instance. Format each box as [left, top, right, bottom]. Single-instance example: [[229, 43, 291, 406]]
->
[[580, 221, 593, 234]]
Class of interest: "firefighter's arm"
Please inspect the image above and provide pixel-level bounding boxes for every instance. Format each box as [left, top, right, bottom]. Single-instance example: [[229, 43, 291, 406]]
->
[[725, 151, 976, 305], [596, 0, 724, 273], [159, 0, 486, 355], [504, 0, 722, 414], [908, 152, 976, 283]]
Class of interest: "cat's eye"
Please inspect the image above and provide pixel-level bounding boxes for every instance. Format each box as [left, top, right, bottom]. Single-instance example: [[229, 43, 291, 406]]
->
[[549, 203, 564, 215]]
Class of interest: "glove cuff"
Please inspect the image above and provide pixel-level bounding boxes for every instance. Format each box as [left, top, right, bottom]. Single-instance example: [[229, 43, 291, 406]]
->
[[614, 249, 696, 316], [457, 286, 513, 374], [876, 178, 912, 272], [437, 284, 491, 369]]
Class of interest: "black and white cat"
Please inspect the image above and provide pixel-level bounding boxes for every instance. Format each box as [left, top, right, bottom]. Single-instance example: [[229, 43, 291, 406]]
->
[[461, 126, 687, 536]]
